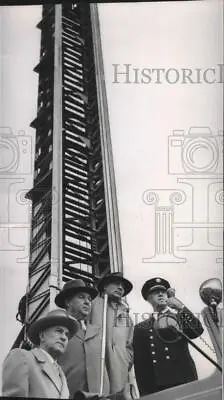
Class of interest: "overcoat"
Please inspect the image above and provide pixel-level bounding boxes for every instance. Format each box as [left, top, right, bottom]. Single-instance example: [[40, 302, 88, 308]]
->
[[59, 323, 110, 398], [133, 307, 204, 396], [90, 295, 134, 394], [2, 347, 69, 398]]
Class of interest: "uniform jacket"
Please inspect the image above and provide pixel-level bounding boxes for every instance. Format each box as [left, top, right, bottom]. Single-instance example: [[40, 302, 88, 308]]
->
[[58, 322, 110, 398], [133, 307, 204, 396], [90, 295, 134, 394], [2, 347, 69, 398]]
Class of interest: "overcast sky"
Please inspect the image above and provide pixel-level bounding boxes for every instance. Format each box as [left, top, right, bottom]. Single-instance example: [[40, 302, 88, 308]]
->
[[0, 1, 223, 393]]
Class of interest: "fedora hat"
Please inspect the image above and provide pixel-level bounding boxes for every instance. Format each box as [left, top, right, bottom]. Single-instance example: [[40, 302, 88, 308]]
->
[[55, 279, 98, 309], [97, 272, 133, 296], [28, 309, 79, 345], [141, 277, 170, 300]]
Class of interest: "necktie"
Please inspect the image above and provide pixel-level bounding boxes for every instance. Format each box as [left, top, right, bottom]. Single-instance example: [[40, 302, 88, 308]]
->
[[80, 320, 87, 331], [153, 312, 159, 320]]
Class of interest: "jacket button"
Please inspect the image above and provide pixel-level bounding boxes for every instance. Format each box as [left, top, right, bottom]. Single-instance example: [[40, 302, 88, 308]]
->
[[149, 329, 153, 332], [150, 336, 153, 339], [153, 360, 157, 363], [165, 347, 169, 351], [166, 355, 170, 359], [150, 344, 155, 347], [152, 351, 155, 355]]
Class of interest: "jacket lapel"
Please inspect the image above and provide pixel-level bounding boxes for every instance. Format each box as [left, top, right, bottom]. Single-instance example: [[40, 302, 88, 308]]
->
[[74, 323, 100, 341], [32, 348, 61, 393], [58, 365, 69, 399], [75, 327, 86, 340], [84, 323, 100, 340]]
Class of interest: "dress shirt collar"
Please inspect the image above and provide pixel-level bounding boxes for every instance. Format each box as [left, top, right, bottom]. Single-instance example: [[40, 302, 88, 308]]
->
[[68, 314, 86, 331], [153, 306, 170, 320], [39, 348, 56, 364]]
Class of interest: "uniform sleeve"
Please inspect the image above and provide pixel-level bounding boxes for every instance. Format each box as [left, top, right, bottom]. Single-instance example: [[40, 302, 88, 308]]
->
[[133, 326, 149, 396], [2, 349, 29, 397], [178, 307, 204, 339]]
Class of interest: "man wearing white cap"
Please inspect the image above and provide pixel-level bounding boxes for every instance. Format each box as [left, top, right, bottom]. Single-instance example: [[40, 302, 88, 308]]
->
[[2, 309, 78, 398]]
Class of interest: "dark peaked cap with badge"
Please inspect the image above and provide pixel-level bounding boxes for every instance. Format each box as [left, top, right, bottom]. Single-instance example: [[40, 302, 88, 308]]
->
[[55, 279, 98, 309], [97, 272, 133, 296], [141, 277, 170, 300], [28, 309, 79, 345]]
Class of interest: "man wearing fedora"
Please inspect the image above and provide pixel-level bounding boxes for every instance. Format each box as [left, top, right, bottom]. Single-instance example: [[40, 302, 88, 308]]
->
[[55, 279, 110, 398], [133, 277, 204, 396], [90, 272, 134, 396], [2, 309, 78, 398]]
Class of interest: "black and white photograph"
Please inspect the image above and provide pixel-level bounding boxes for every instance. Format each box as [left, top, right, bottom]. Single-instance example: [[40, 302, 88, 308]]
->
[[0, 1, 223, 399]]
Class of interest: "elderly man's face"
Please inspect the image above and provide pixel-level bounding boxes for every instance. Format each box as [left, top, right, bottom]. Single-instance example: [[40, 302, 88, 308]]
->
[[147, 289, 168, 310], [66, 292, 92, 319], [39, 325, 69, 359], [104, 280, 125, 300]]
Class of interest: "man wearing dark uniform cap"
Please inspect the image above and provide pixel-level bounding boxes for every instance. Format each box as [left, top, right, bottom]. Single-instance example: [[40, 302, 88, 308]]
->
[[133, 277, 204, 396]]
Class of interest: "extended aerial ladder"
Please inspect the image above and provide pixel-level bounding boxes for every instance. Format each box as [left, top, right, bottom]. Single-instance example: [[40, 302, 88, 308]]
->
[[13, 2, 123, 348]]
